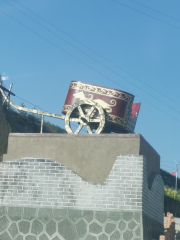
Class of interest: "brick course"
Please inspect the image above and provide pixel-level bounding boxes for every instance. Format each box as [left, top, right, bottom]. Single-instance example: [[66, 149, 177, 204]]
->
[[0, 155, 163, 218], [0, 154, 164, 239]]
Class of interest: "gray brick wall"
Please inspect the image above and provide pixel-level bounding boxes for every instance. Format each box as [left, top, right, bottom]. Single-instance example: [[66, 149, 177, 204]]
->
[[0, 154, 165, 239], [0, 155, 142, 210], [142, 162, 164, 223], [0, 155, 163, 216]]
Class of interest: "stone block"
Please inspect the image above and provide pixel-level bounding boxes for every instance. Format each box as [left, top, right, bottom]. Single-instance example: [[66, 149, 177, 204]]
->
[[38, 208, 53, 222], [76, 219, 87, 238], [31, 219, 43, 235], [46, 220, 56, 236], [89, 222, 102, 234], [24, 208, 37, 220], [39, 234, 49, 240], [0, 232, 12, 240], [18, 221, 30, 234], [0, 215, 10, 232], [8, 207, 22, 221], [105, 223, 116, 234], [58, 219, 76, 240], [8, 223, 18, 238]]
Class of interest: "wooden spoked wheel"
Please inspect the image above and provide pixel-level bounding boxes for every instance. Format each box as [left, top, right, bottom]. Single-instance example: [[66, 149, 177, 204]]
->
[[65, 100, 105, 134]]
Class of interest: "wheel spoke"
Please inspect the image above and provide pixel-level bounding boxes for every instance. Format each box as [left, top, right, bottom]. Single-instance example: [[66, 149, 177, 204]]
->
[[89, 118, 100, 123], [74, 124, 83, 134], [78, 106, 85, 118], [86, 106, 95, 117], [65, 99, 105, 134], [69, 118, 82, 123], [86, 125, 92, 134]]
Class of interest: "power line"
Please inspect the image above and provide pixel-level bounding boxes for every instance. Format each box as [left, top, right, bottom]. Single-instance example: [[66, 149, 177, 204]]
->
[[4, 1, 180, 116], [110, 0, 180, 31], [10, 0, 180, 107], [2, 7, 180, 124], [161, 165, 176, 170], [161, 164, 180, 171], [0, 8, 124, 90], [128, 0, 180, 23], [10, 95, 87, 133], [5, 0, 162, 106], [161, 161, 174, 163], [16, 95, 87, 133], [16, 95, 48, 112]]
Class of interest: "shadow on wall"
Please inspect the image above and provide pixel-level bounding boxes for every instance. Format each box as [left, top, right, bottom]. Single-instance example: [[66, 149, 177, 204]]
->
[[0, 94, 9, 158]]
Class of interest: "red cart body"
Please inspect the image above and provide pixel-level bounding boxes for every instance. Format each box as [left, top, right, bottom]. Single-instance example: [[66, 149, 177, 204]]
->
[[62, 81, 140, 133]]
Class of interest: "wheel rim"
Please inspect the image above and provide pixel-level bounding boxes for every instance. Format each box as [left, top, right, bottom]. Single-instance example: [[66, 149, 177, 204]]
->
[[65, 100, 105, 134]]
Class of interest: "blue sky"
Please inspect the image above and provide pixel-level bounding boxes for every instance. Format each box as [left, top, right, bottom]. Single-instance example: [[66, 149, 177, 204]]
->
[[0, 0, 180, 175]]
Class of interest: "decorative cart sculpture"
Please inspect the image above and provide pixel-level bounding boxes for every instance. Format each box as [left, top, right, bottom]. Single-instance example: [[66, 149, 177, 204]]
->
[[0, 80, 140, 134]]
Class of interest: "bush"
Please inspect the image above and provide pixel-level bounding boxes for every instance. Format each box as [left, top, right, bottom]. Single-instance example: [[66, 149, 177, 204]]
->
[[164, 186, 180, 201], [4, 106, 66, 134], [160, 169, 180, 189]]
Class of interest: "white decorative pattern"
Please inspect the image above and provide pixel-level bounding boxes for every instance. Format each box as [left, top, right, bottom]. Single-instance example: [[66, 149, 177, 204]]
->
[[70, 81, 134, 102]]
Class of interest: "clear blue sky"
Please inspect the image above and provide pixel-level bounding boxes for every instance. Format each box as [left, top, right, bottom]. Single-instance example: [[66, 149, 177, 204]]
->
[[1, 0, 180, 175]]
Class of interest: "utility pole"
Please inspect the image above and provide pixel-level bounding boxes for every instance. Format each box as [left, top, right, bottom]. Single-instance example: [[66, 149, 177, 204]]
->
[[174, 161, 179, 191]]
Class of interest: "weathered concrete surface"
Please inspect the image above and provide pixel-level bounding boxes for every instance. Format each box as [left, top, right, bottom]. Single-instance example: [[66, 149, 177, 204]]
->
[[0, 95, 9, 159], [3, 133, 160, 184]]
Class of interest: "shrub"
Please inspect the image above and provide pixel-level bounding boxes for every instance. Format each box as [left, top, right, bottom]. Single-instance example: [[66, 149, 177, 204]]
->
[[164, 186, 180, 201]]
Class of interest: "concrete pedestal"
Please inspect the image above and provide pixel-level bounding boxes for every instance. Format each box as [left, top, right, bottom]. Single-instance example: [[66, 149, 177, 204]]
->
[[0, 134, 164, 240], [3, 133, 160, 188]]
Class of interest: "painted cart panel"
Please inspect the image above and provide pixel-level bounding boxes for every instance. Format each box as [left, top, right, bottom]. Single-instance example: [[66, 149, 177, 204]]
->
[[62, 81, 135, 132]]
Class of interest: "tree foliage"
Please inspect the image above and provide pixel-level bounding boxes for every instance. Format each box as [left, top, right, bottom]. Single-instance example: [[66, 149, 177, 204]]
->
[[4, 106, 66, 134], [164, 186, 180, 202], [160, 169, 180, 189]]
